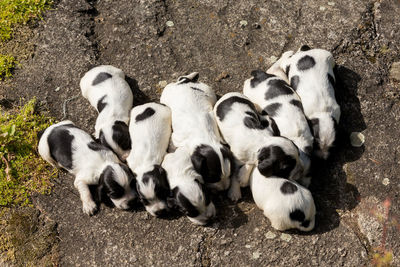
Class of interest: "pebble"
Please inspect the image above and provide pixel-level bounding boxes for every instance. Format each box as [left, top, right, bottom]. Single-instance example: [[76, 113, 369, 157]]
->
[[319, 6, 326, 11], [328, 2, 335, 6], [240, 20, 248, 27], [280, 233, 292, 242], [158, 80, 168, 88], [382, 178, 390, 186], [252, 251, 261, 259], [265, 231, 276, 239], [245, 244, 251, 249], [54, 87, 60, 92], [166, 21, 174, 27], [269, 56, 278, 63], [389, 62, 400, 82], [350, 132, 365, 147]]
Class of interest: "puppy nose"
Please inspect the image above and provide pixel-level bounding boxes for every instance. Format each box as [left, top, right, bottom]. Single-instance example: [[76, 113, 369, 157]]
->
[[154, 209, 168, 217], [127, 199, 138, 209]]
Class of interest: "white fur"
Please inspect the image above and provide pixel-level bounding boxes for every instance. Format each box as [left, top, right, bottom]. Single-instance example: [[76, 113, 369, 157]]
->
[[160, 72, 231, 191], [278, 48, 340, 159], [250, 167, 316, 231], [213, 92, 304, 200], [38, 121, 136, 215], [162, 147, 216, 225], [127, 103, 172, 216], [80, 65, 133, 160], [243, 68, 313, 183]]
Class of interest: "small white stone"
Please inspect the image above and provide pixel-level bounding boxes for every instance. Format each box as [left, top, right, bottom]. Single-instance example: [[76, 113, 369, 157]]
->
[[158, 80, 168, 88], [252, 251, 261, 259], [319, 6, 326, 11], [240, 20, 248, 27], [265, 231, 276, 239], [245, 244, 251, 249], [328, 2, 335, 6], [166, 21, 174, 27], [382, 178, 390, 186], [55, 87, 60, 92], [269, 56, 278, 63], [280, 233, 292, 242], [350, 132, 365, 147], [224, 251, 230, 256]]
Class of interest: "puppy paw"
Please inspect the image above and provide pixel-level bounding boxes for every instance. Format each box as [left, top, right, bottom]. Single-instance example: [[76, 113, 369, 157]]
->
[[228, 186, 242, 202], [82, 201, 98, 216]]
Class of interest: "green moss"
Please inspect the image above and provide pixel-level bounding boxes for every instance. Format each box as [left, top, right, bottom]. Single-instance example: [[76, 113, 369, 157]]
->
[[0, 98, 58, 207], [0, 0, 52, 41], [0, 54, 16, 79]]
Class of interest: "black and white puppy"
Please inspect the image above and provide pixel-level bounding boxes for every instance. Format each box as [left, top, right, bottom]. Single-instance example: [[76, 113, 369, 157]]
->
[[250, 167, 316, 231], [160, 72, 233, 191], [80, 65, 133, 161], [277, 46, 340, 159], [126, 103, 172, 217], [38, 121, 138, 215], [162, 147, 216, 225], [243, 69, 313, 186], [214, 92, 304, 200]]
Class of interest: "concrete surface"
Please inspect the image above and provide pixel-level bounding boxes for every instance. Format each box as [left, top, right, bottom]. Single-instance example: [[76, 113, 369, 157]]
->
[[1, 0, 400, 266]]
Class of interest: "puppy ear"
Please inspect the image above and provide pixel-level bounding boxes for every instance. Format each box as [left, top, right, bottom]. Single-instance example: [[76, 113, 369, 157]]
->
[[194, 179, 211, 205], [96, 173, 113, 207], [167, 187, 179, 209], [299, 45, 311, 51], [177, 72, 199, 84], [257, 146, 274, 177], [191, 145, 221, 184], [153, 164, 169, 189], [112, 121, 131, 151]]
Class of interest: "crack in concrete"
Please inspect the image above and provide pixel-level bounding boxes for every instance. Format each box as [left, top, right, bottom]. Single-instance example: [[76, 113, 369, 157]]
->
[[82, 0, 100, 61], [279, 5, 303, 57], [194, 230, 218, 267]]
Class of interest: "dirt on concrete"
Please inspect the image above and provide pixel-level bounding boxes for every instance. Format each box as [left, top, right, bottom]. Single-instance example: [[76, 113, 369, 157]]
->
[[1, 0, 399, 266]]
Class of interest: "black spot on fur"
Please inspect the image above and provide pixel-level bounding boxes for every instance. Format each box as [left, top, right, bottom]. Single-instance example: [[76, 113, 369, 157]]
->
[[250, 70, 275, 88], [265, 79, 294, 99], [328, 73, 335, 87], [97, 95, 107, 113], [92, 72, 112, 86], [87, 141, 109, 151], [216, 95, 258, 121], [178, 192, 200, 218], [257, 146, 297, 179], [220, 146, 235, 176], [304, 145, 313, 155], [194, 179, 211, 206], [301, 220, 310, 228], [191, 145, 222, 184], [285, 65, 290, 76], [297, 55, 316, 71], [243, 111, 269, 130], [290, 75, 300, 91], [308, 118, 320, 140], [139, 165, 170, 203], [300, 45, 311, 51], [190, 86, 203, 92], [135, 107, 156, 122], [37, 129, 45, 141], [98, 166, 124, 200], [112, 121, 131, 151], [280, 181, 298, 194], [290, 209, 306, 222], [263, 103, 281, 117], [270, 118, 280, 136], [47, 125, 75, 170], [290, 99, 304, 112], [99, 130, 112, 150], [178, 73, 199, 84]]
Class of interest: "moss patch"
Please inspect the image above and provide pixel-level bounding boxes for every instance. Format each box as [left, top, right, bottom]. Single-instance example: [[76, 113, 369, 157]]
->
[[0, 98, 58, 207], [0, 54, 16, 79]]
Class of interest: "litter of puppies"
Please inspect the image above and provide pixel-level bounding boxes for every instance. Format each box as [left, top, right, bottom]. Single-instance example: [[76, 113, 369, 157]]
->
[[38, 46, 340, 232]]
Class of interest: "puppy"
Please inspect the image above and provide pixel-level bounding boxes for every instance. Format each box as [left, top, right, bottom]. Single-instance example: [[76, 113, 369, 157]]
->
[[243, 69, 313, 185], [276, 46, 340, 159], [80, 65, 133, 161], [38, 121, 138, 215], [250, 167, 316, 231], [126, 103, 172, 217], [162, 147, 216, 225], [160, 72, 233, 191], [214, 92, 305, 200]]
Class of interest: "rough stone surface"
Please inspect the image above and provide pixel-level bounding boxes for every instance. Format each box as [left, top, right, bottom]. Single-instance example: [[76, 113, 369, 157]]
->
[[1, 0, 400, 266]]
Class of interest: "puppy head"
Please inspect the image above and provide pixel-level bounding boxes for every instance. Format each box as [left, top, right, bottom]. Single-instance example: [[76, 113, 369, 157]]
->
[[99, 120, 131, 160], [257, 137, 304, 181], [167, 179, 216, 225], [136, 165, 170, 217], [98, 163, 138, 210], [308, 114, 338, 160], [191, 144, 232, 191]]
